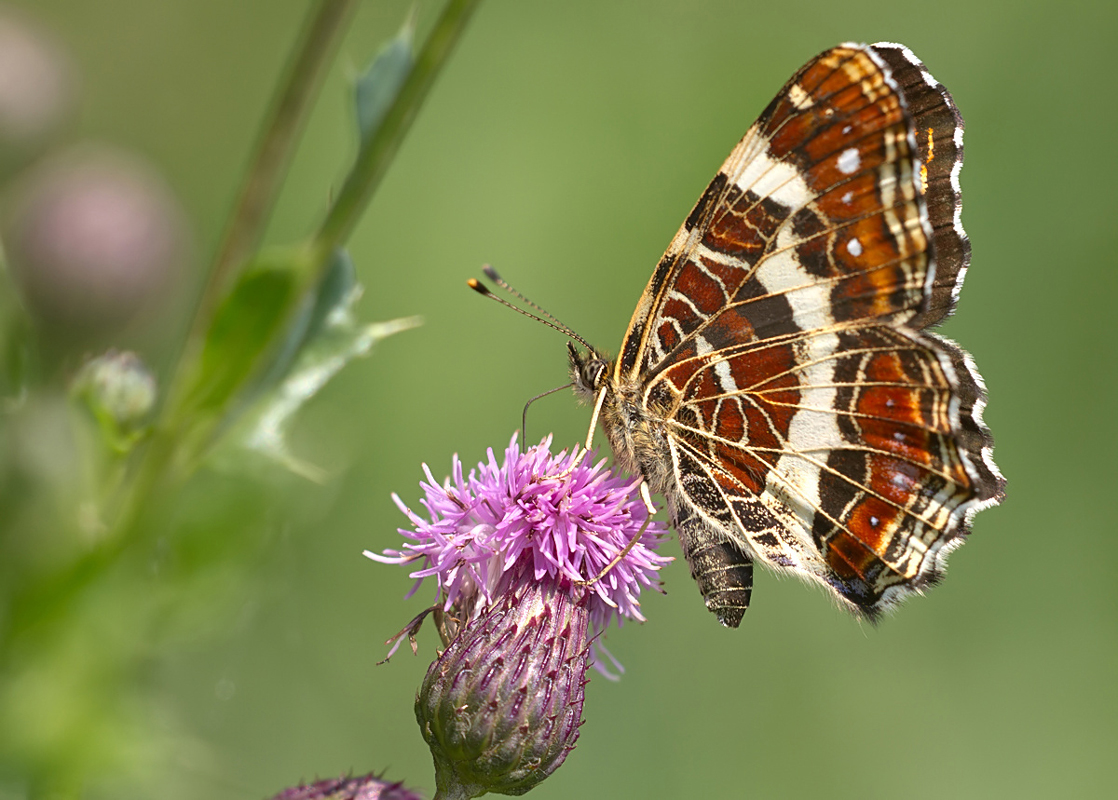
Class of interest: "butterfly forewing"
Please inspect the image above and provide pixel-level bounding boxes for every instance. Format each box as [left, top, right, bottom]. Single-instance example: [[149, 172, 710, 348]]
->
[[604, 42, 1003, 623]]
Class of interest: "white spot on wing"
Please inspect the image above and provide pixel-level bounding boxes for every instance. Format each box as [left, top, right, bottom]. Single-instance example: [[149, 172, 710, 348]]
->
[[788, 83, 814, 110], [713, 358, 738, 393], [695, 334, 738, 394], [846, 238, 863, 257], [693, 332, 737, 393], [838, 147, 861, 175]]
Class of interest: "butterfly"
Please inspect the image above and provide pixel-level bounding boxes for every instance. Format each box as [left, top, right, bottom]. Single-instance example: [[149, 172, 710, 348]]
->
[[567, 42, 1005, 625]]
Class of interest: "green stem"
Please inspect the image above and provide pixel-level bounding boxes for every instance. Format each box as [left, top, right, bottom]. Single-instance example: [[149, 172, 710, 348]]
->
[[310, 0, 483, 265], [119, 0, 362, 564]]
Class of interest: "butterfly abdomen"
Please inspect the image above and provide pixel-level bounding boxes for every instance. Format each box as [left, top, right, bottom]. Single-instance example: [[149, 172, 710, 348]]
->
[[675, 506, 754, 627]]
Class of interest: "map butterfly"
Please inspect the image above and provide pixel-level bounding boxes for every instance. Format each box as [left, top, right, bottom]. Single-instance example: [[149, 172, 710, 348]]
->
[[563, 42, 1006, 625]]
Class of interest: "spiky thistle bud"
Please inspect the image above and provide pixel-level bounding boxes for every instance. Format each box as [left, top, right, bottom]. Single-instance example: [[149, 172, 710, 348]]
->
[[72, 350, 156, 427], [417, 573, 588, 798], [268, 772, 422, 800]]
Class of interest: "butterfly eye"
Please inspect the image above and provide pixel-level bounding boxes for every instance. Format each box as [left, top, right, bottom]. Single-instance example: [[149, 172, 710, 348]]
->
[[584, 359, 608, 390]]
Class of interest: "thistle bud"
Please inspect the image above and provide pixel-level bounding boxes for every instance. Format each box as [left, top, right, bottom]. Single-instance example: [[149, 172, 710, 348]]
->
[[416, 575, 588, 798], [3, 147, 187, 335], [71, 350, 155, 430], [268, 772, 423, 800]]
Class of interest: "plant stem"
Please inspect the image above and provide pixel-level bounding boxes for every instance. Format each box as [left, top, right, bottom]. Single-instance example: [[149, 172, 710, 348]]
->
[[196, 0, 358, 342], [131, 0, 362, 545], [310, 0, 483, 265]]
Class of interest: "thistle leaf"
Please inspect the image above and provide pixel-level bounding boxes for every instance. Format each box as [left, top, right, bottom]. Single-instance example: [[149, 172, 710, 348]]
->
[[354, 15, 415, 145], [185, 248, 308, 419], [223, 252, 420, 479]]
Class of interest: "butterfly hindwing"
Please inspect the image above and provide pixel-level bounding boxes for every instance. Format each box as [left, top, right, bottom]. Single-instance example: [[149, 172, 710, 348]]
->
[[605, 43, 1003, 623]]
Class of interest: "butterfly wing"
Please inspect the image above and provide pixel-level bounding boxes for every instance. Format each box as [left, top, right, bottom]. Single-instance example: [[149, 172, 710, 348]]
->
[[616, 43, 1004, 622]]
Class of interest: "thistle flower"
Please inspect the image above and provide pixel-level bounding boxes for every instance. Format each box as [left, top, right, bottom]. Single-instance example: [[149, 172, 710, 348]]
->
[[0, 9, 75, 178], [368, 434, 670, 798]]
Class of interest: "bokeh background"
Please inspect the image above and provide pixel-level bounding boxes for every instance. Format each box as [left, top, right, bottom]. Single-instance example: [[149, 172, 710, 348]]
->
[[4, 0, 1116, 798]]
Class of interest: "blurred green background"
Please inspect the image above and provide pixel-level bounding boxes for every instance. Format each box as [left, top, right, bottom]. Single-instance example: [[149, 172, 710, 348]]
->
[[4, 0, 1116, 798]]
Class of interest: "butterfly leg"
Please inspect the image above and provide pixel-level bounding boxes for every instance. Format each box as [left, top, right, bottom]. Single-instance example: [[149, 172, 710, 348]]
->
[[556, 385, 610, 480], [676, 509, 753, 628], [577, 482, 658, 590]]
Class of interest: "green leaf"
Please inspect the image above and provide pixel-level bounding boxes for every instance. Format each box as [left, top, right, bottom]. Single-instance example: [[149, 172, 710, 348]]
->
[[185, 249, 309, 419], [184, 248, 373, 465], [354, 15, 415, 145], [221, 269, 420, 480], [253, 247, 356, 398]]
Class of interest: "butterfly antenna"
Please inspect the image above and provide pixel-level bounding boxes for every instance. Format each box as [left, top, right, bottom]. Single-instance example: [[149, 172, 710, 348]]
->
[[482, 265, 575, 330], [467, 267, 598, 354]]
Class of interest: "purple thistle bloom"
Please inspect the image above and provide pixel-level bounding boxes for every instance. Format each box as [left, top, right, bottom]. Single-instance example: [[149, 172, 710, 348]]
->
[[367, 433, 670, 664]]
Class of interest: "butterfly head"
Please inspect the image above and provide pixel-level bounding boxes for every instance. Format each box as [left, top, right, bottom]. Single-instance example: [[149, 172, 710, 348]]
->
[[568, 341, 610, 402]]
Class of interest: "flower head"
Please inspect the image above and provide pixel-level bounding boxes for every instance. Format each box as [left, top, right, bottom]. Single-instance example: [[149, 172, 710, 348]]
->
[[367, 433, 670, 648], [370, 434, 672, 799], [4, 146, 187, 333]]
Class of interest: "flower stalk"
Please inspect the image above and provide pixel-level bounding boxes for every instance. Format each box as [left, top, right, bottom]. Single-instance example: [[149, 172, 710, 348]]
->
[[3, 0, 482, 644]]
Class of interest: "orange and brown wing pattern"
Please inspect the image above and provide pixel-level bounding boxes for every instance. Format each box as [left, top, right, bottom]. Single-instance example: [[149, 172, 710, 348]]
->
[[614, 43, 1003, 622]]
